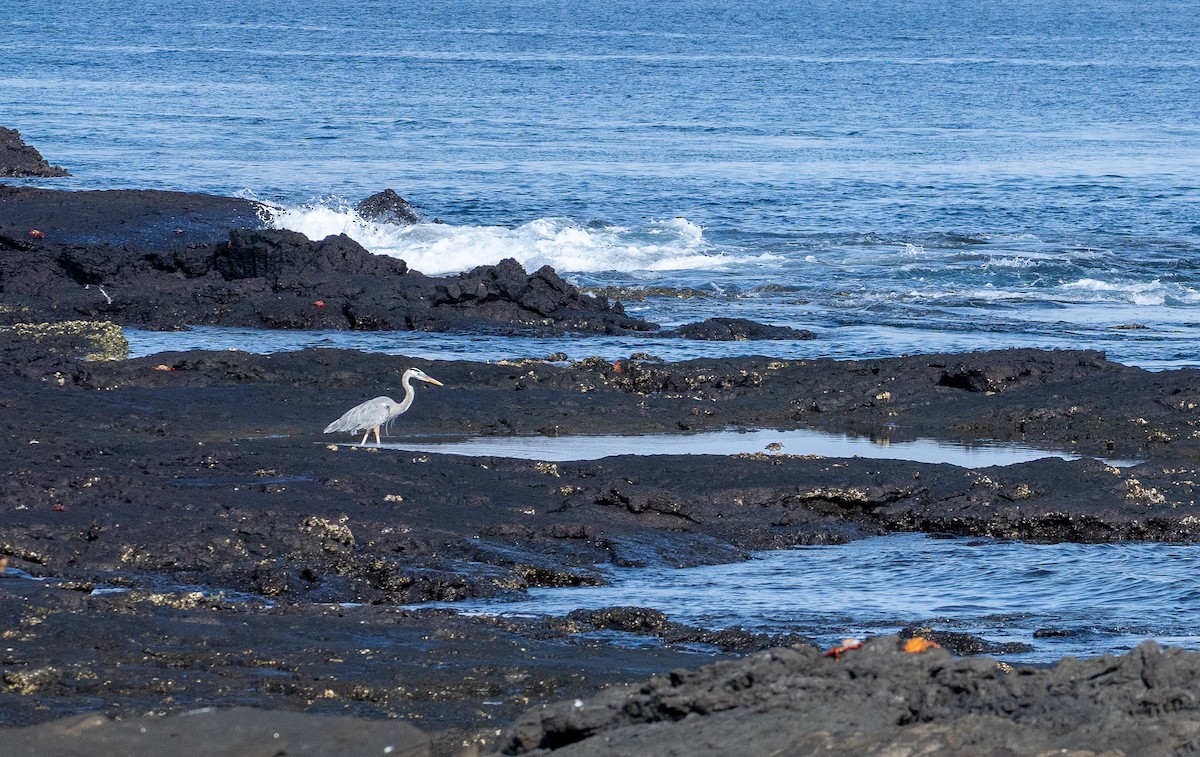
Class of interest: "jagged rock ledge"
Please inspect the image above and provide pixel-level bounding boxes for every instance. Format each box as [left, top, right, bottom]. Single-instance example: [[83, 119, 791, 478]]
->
[[0, 127, 69, 178], [499, 637, 1200, 755]]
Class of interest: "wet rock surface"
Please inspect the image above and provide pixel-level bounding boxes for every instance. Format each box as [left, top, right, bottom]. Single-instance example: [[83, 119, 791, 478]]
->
[[4, 333, 1200, 752], [665, 317, 814, 341], [499, 637, 1200, 755], [0, 320, 128, 378], [5, 706, 430, 757], [0, 185, 262, 250], [0, 220, 647, 333], [0, 128, 69, 178], [0, 576, 722, 755]]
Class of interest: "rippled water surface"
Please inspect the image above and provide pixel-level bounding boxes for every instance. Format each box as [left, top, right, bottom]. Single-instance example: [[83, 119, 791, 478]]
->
[[443, 534, 1200, 662], [3, 0, 1199, 367]]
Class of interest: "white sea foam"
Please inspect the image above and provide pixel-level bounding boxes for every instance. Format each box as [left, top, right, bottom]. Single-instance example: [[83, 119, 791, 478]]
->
[[265, 203, 770, 276], [1060, 278, 1200, 306]]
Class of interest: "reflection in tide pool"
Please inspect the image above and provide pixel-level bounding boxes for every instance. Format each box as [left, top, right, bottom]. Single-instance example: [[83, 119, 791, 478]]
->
[[378, 427, 1139, 468], [439, 534, 1200, 663]]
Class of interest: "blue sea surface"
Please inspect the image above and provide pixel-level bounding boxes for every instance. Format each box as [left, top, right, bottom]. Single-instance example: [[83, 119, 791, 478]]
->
[[4, 1, 1200, 657], [3, 0, 1200, 366]]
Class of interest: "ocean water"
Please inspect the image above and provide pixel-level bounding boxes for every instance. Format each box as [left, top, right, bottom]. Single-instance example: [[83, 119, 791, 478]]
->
[[5, 1, 1200, 659], [3, 0, 1200, 367]]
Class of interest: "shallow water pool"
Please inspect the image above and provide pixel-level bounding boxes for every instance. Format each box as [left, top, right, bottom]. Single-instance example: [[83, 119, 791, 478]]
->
[[375, 427, 1139, 468]]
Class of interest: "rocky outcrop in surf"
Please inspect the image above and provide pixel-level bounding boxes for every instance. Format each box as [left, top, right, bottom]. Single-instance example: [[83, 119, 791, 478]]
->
[[354, 188, 421, 225], [666, 317, 814, 341], [0, 220, 650, 332], [0, 127, 69, 178], [0, 187, 812, 338]]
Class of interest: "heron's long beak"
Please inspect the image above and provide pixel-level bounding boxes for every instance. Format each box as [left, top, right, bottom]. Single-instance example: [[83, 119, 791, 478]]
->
[[421, 376, 445, 387]]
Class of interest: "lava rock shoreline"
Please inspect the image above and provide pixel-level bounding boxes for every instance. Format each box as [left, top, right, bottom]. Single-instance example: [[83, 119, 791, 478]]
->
[[4, 338, 1200, 754]]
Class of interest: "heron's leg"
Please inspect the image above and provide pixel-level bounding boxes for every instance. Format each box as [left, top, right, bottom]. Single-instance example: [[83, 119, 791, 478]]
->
[[373, 426, 382, 446], [359, 429, 370, 447]]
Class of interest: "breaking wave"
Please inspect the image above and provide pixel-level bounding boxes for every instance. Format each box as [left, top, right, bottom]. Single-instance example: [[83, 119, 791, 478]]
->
[[265, 203, 774, 276], [1060, 278, 1200, 307]]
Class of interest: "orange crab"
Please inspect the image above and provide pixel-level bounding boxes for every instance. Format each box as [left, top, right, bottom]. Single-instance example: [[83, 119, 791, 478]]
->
[[903, 637, 941, 654], [823, 638, 863, 660]]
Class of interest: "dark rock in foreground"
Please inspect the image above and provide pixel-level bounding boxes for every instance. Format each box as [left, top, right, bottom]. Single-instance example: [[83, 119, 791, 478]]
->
[[0, 127, 69, 178], [500, 637, 1200, 755], [5, 708, 429, 757]]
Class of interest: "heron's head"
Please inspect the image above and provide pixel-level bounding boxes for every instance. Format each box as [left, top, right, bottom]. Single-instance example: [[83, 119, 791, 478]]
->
[[408, 368, 444, 387]]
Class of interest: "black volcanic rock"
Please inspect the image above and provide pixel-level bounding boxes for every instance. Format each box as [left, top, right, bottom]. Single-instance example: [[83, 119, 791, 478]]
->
[[499, 638, 1200, 756], [900, 626, 1034, 656], [434, 259, 600, 318], [2, 708, 430, 757], [669, 317, 814, 341], [214, 228, 408, 281], [2, 344, 1200, 753], [0, 126, 69, 178], [355, 188, 421, 225], [0, 218, 651, 332], [0, 185, 264, 250]]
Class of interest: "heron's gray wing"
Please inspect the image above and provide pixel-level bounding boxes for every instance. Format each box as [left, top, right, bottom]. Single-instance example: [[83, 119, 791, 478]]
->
[[323, 396, 395, 433]]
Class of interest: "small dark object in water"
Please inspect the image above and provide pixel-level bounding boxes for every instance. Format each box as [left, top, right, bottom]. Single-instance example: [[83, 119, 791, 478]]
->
[[1033, 628, 1076, 638], [670, 317, 815, 341]]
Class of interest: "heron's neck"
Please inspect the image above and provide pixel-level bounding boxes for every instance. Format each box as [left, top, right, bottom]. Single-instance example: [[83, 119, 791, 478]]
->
[[396, 372, 418, 415]]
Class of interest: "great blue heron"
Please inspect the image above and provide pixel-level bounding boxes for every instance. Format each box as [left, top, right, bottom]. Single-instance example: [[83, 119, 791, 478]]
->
[[324, 368, 444, 447]]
